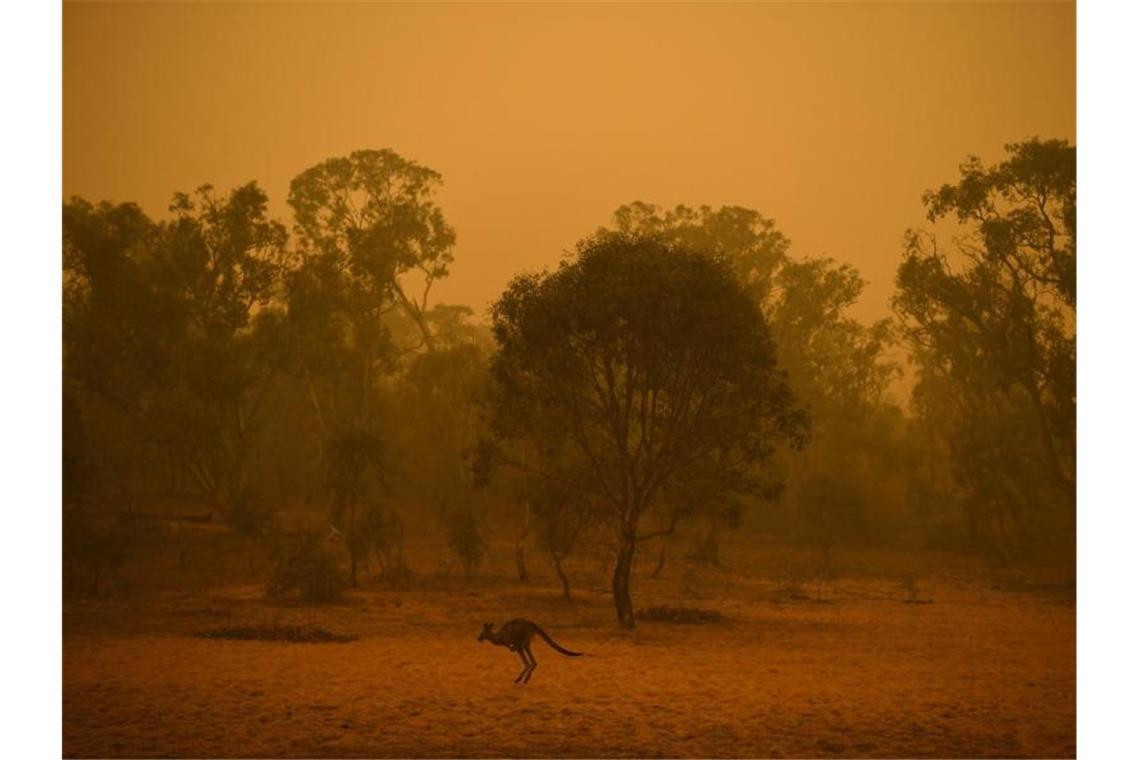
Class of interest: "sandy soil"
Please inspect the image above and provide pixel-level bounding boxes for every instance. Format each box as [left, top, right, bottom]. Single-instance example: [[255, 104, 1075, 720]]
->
[[63, 549, 1075, 758]]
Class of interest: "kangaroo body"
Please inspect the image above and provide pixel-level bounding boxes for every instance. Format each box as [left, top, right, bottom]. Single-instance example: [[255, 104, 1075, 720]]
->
[[477, 619, 582, 684]]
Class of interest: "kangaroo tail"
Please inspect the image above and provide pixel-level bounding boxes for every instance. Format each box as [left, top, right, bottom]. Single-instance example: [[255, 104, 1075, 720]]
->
[[534, 625, 583, 657]]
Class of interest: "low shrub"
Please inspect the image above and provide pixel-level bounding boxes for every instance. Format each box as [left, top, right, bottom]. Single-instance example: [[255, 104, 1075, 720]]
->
[[267, 533, 347, 602], [446, 508, 487, 577]]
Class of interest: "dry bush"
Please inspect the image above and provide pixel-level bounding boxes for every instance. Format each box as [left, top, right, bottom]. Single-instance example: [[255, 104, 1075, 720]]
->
[[267, 533, 347, 602]]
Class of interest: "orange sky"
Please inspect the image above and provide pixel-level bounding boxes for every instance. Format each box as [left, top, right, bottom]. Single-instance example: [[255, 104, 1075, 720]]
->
[[63, 1, 1074, 325]]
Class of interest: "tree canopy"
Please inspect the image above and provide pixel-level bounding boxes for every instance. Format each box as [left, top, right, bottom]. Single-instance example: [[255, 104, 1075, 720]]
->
[[894, 137, 1075, 552], [487, 233, 807, 626], [63, 183, 290, 530]]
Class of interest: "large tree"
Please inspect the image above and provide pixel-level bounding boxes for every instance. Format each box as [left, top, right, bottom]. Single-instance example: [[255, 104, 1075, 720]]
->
[[605, 202, 790, 307], [63, 183, 290, 529], [288, 148, 456, 354], [894, 137, 1076, 551], [285, 149, 460, 579], [602, 203, 900, 552], [603, 203, 896, 420], [487, 234, 807, 627]]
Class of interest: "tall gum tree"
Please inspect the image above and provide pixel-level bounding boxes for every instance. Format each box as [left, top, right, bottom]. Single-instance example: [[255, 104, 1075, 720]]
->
[[287, 148, 456, 355], [600, 202, 899, 552], [63, 183, 290, 530], [894, 138, 1076, 548], [487, 234, 808, 628], [285, 149, 459, 579]]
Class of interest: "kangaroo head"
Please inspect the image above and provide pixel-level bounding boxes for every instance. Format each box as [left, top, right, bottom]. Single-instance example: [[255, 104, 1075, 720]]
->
[[478, 622, 493, 642]]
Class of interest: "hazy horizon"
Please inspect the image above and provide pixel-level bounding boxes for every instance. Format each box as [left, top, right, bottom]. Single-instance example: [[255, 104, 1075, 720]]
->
[[63, 1, 1074, 325]]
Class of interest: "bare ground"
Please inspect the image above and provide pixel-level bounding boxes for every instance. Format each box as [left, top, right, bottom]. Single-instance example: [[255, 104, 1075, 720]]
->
[[63, 546, 1075, 758]]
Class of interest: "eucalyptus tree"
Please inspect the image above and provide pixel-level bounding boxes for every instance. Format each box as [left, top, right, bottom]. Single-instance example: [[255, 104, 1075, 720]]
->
[[487, 234, 807, 627], [602, 202, 898, 554], [894, 137, 1076, 549], [288, 148, 456, 354], [285, 149, 459, 571], [63, 183, 290, 531]]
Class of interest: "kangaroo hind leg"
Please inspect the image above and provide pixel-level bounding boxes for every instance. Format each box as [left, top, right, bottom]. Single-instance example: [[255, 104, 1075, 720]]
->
[[522, 645, 538, 684], [514, 650, 530, 684]]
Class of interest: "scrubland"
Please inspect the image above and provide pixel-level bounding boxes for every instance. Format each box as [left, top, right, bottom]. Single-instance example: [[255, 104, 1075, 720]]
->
[[63, 530, 1074, 758]]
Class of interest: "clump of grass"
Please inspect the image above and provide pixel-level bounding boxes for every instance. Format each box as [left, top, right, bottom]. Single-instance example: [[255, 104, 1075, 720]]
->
[[899, 574, 934, 604], [194, 624, 356, 643], [639, 605, 722, 624], [773, 568, 811, 602]]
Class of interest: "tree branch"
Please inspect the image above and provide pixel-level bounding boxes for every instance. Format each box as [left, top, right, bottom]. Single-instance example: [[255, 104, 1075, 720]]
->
[[636, 513, 679, 543]]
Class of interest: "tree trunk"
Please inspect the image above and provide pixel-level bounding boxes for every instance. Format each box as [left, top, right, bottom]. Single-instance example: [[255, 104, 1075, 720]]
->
[[348, 500, 358, 588], [612, 536, 636, 628], [515, 508, 531, 583], [1024, 377, 1074, 500], [394, 284, 438, 353], [553, 554, 572, 600], [516, 544, 528, 583]]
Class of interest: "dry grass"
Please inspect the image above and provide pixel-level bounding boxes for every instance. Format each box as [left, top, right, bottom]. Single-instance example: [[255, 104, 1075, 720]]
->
[[63, 540, 1074, 758], [638, 605, 723, 624]]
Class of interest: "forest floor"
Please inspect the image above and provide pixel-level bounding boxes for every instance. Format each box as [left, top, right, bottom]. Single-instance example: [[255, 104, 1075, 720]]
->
[[63, 539, 1075, 758]]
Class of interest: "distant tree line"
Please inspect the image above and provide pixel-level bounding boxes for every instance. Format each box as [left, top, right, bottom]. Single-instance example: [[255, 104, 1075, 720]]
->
[[62, 138, 1075, 623], [895, 138, 1075, 558]]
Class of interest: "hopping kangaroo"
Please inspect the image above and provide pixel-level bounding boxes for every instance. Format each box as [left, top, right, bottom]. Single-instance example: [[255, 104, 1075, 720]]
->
[[477, 619, 583, 684]]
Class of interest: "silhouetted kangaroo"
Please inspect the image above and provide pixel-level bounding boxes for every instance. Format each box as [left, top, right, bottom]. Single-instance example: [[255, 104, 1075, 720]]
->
[[477, 619, 583, 684]]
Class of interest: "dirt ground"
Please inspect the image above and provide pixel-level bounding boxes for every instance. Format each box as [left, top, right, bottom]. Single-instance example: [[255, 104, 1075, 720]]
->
[[63, 544, 1075, 758]]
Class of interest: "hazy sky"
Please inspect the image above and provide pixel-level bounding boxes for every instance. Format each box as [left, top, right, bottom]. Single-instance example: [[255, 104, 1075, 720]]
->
[[64, 1, 1074, 324]]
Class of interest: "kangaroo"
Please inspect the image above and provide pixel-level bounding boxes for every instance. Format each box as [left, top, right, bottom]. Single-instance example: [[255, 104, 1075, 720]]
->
[[477, 619, 583, 684]]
